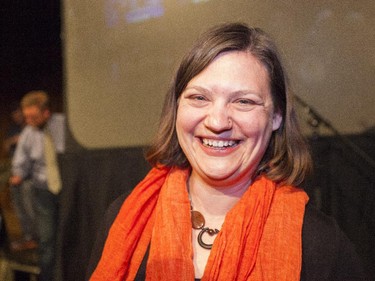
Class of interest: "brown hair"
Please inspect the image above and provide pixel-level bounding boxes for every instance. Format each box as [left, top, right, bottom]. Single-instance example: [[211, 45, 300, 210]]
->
[[146, 22, 312, 186], [21, 90, 50, 111]]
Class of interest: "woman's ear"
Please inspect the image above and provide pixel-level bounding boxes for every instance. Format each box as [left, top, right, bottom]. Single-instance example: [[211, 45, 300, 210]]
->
[[272, 112, 282, 131]]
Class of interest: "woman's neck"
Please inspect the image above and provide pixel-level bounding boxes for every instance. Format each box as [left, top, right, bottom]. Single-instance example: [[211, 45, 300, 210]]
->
[[188, 171, 252, 217]]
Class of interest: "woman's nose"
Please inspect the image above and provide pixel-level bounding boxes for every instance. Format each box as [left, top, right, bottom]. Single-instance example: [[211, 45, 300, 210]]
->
[[204, 104, 232, 132]]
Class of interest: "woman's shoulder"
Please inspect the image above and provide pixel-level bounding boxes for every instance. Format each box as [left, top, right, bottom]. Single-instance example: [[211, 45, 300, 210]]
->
[[303, 203, 339, 234], [103, 191, 131, 225], [86, 191, 132, 280], [301, 203, 368, 281]]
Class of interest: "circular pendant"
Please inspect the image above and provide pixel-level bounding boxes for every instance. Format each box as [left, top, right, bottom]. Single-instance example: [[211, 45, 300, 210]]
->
[[197, 227, 220, 250], [191, 210, 205, 229]]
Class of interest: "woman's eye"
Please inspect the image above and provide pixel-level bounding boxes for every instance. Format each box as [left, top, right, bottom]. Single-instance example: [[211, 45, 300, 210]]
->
[[183, 93, 209, 107], [187, 94, 208, 103], [192, 95, 206, 101], [237, 99, 255, 105], [233, 98, 261, 111]]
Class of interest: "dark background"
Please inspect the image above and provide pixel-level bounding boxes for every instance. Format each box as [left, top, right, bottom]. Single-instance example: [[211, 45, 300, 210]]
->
[[0, 1, 63, 113]]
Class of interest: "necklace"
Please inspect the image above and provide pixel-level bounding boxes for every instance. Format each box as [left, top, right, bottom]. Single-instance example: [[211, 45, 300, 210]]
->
[[190, 203, 220, 250]]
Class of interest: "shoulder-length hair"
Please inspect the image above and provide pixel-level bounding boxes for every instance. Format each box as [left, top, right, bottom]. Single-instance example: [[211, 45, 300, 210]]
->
[[146, 22, 312, 186]]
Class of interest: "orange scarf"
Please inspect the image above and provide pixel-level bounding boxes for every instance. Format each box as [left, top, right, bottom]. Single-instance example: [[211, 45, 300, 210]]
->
[[90, 166, 308, 281]]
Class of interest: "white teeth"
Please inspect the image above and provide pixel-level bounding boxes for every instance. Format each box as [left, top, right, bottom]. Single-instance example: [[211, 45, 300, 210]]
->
[[202, 138, 236, 148]]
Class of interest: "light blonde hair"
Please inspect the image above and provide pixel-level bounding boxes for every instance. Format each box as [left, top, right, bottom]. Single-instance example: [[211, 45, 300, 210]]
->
[[21, 90, 50, 111]]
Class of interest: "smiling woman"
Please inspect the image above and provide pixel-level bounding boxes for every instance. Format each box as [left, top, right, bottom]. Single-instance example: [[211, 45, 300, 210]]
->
[[87, 23, 367, 281], [176, 51, 281, 190]]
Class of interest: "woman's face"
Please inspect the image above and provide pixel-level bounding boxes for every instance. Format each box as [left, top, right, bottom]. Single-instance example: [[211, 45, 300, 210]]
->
[[176, 51, 282, 188]]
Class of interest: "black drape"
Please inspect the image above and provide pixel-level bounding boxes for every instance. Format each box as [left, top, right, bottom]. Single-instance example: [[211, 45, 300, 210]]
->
[[58, 147, 150, 281], [303, 131, 375, 279]]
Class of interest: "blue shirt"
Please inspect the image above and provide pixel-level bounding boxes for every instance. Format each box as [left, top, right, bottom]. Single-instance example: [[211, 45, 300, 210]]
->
[[12, 113, 65, 188]]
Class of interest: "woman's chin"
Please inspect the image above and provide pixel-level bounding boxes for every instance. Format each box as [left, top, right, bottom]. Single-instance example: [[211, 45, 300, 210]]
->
[[199, 165, 239, 183]]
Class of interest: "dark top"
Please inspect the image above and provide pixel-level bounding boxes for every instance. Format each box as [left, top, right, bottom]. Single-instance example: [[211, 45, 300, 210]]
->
[[86, 192, 368, 281]]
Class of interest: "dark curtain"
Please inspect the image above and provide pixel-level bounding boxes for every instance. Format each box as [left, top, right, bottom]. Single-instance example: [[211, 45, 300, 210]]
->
[[57, 147, 150, 281], [303, 131, 375, 279]]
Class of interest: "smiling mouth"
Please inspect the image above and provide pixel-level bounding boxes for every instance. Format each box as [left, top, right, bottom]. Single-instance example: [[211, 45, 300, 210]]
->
[[202, 138, 239, 148]]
